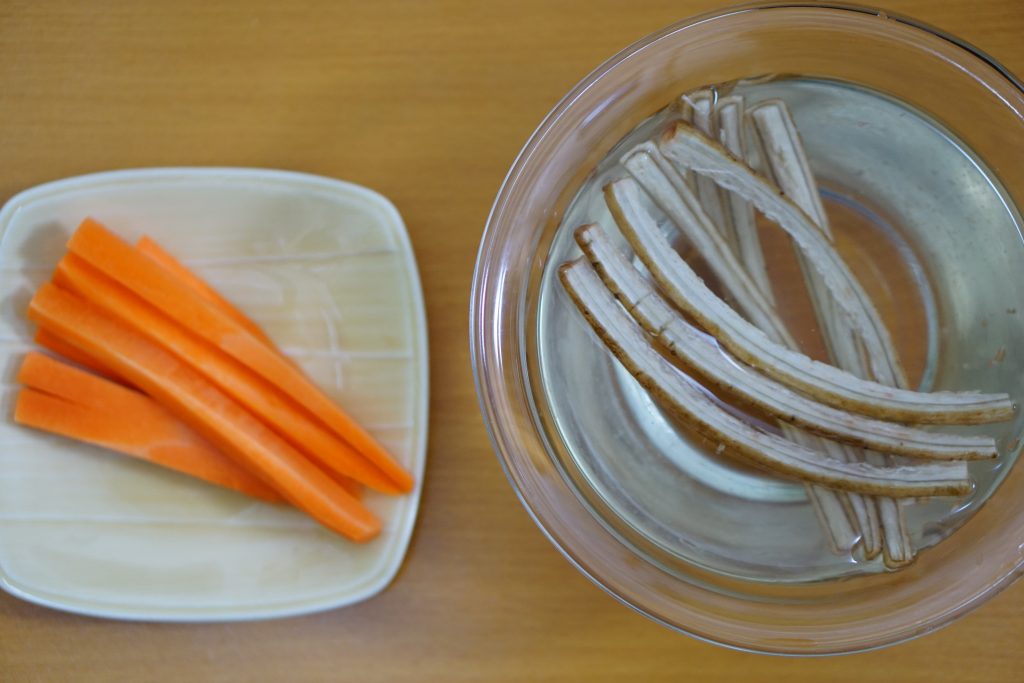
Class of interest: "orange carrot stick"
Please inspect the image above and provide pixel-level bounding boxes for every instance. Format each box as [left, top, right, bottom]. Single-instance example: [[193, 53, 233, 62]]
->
[[36, 326, 364, 499], [16, 352, 282, 502], [135, 235, 274, 345], [53, 253, 398, 494], [16, 388, 286, 501], [138, 238, 368, 486], [28, 283, 381, 542], [331, 472, 363, 499], [15, 370, 283, 503], [68, 219, 413, 492], [34, 328, 120, 381]]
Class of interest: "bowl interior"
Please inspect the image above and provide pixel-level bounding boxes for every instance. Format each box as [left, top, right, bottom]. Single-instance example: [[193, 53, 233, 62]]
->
[[473, 4, 1024, 654]]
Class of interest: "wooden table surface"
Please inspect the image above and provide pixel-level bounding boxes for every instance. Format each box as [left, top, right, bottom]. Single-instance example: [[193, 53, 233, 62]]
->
[[2, 1, 1023, 680]]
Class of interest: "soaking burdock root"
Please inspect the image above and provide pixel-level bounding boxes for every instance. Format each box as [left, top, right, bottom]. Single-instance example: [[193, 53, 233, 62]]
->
[[559, 99, 1014, 566]]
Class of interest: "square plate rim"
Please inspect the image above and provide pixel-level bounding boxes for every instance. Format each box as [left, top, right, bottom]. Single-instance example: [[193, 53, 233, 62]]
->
[[0, 167, 430, 622]]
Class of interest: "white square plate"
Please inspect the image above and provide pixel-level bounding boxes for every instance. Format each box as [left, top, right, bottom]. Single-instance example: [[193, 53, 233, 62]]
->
[[0, 168, 428, 621]]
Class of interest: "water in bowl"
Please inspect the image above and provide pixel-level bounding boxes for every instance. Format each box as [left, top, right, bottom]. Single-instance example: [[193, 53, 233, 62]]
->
[[534, 77, 1024, 582]]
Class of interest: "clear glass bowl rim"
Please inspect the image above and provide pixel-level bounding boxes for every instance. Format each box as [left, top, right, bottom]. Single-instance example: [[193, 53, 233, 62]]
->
[[470, 0, 1024, 655]]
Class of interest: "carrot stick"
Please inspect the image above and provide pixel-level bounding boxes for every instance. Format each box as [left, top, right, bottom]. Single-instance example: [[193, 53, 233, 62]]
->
[[135, 235, 274, 345], [53, 253, 398, 494], [15, 358, 283, 503], [16, 388, 284, 499], [31, 332, 363, 499], [132, 239, 361, 495], [332, 473, 363, 499], [28, 283, 381, 542], [68, 219, 413, 492], [34, 327, 120, 381]]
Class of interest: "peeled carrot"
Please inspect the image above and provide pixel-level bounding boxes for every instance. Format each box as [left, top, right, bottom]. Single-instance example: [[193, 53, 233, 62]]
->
[[332, 473, 363, 499], [20, 351, 157, 417], [15, 354, 282, 503], [135, 235, 274, 345], [34, 328, 120, 381], [28, 282, 381, 542], [16, 388, 285, 500], [68, 219, 413, 492], [30, 335, 362, 500], [133, 238, 359, 497], [54, 253, 397, 494]]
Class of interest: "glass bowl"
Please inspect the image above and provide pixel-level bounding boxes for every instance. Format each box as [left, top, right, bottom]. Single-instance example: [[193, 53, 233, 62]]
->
[[471, 2, 1024, 654]]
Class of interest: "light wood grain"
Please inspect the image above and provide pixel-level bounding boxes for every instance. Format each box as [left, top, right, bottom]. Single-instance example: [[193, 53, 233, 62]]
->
[[1, 1, 1023, 680]]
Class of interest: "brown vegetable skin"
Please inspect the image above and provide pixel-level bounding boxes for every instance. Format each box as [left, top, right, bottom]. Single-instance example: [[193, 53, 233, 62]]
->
[[602, 176, 1013, 425], [574, 224, 997, 461], [558, 258, 971, 498]]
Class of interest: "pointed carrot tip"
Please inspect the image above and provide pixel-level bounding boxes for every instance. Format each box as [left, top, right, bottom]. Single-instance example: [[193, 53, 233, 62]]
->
[[385, 470, 415, 494], [351, 522, 383, 543]]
